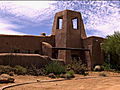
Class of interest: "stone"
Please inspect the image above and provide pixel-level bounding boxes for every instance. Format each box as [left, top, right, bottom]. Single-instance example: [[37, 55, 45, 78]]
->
[[9, 71, 14, 76], [48, 73, 56, 78], [94, 65, 102, 71], [0, 74, 15, 83]]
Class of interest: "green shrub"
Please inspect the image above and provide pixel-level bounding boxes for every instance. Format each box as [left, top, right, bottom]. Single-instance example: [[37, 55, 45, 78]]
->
[[102, 60, 120, 71], [60, 70, 75, 79], [102, 62, 111, 71], [0, 65, 14, 75], [37, 68, 46, 76], [102, 31, 120, 58], [27, 65, 46, 76], [14, 65, 27, 75], [0, 65, 47, 76], [45, 61, 66, 75], [66, 70, 75, 78], [66, 70, 74, 76], [102, 31, 120, 70], [26, 67, 34, 75], [111, 64, 120, 71], [66, 59, 87, 75]]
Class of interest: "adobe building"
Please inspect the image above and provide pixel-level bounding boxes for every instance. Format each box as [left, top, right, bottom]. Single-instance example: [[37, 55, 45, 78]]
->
[[0, 10, 104, 69]]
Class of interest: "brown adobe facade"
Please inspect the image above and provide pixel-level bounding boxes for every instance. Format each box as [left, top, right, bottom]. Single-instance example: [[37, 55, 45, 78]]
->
[[0, 10, 104, 70]]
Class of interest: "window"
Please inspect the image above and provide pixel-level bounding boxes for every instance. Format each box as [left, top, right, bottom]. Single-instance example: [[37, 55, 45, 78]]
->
[[72, 18, 78, 29], [57, 17, 63, 29]]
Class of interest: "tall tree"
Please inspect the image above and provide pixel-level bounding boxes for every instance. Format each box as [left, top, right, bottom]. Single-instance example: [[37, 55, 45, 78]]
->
[[102, 31, 120, 67]]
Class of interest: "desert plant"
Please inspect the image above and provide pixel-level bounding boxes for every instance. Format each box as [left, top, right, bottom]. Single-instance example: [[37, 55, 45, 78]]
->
[[26, 67, 34, 75], [45, 61, 66, 75], [102, 31, 120, 56], [0, 65, 47, 76], [14, 65, 27, 75], [101, 61, 120, 71], [27, 65, 46, 76], [102, 62, 111, 71], [66, 59, 87, 75], [66, 70, 75, 78], [0, 65, 14, 75], [102, 31, 120, 70]]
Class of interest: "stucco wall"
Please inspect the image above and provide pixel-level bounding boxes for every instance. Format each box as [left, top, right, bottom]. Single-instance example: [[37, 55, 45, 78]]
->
[[0, 35, 55, 54], [83, 36, 104, 69], [0, 53, 51, 68]]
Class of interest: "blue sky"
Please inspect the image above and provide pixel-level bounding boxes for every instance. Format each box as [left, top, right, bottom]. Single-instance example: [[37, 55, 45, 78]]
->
[[0, 1, 120, 37]]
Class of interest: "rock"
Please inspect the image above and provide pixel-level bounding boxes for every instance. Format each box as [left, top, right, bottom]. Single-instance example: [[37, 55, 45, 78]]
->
[[9, 71, 14, 76], [1, 74, 10, 77], [0, 74, 15, 83], [48, 73, 56, 78], [94, 65, 102, 71]]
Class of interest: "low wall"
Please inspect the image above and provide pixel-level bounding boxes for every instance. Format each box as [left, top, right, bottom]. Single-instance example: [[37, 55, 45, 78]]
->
[[0, 53, 52, 68]]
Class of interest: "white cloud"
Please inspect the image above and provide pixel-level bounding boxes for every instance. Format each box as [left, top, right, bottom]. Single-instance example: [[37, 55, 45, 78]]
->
[[54, 1, 120, 37], [0, 1, 56, 35], [0, 18, 26, 35], [0, 1, 56, 23], [0, 1, 119, 37], [76, 1, 120, 37], [13, 1, 56, 9]]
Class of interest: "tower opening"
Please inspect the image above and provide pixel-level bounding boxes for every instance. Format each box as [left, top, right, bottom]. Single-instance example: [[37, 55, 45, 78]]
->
[[57, 17, 63, 29], [72, 18, 78, 29]]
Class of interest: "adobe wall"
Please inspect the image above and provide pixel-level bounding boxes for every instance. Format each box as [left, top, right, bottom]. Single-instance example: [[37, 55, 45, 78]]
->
[[42, 42, 52, 57], [0, 35, 55, 54], [0, 53, 52, 68], [83, 36, 104, 69]]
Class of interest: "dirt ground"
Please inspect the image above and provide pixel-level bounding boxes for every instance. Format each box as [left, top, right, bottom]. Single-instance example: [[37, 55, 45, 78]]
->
[[1, 71, 120, 90]]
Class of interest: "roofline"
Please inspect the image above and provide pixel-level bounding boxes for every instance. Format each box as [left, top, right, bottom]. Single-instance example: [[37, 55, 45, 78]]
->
[[84, 36, 105, 39], [56, 9, 81, 14], [0, 34, 54, 38]]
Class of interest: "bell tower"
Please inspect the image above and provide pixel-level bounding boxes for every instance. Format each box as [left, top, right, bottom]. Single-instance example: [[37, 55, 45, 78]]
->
[[52, 10, 87, 63]]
